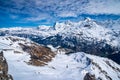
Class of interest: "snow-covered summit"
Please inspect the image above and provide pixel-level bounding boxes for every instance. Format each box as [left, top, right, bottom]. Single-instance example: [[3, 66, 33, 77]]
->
[[37, 25, 51, 31]]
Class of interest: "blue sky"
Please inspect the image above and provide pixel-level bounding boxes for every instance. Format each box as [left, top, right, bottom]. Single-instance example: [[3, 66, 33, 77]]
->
[[0, 0, 120, 28]]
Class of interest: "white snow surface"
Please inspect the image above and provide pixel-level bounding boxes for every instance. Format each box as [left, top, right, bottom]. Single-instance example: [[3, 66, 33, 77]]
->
[[0, 36, 120, 80]]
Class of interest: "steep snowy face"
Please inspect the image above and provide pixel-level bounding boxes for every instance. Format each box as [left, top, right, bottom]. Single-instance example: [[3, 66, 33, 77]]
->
[[81, 17, 96, 28], [86, 54, 120, 80], [37, 25, 51, 31], [54, 22, 66, 31], [59, 18, 114, 43]]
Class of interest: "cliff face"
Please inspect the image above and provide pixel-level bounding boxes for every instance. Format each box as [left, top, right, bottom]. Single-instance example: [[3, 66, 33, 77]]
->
[[0, 51, 13, 80]]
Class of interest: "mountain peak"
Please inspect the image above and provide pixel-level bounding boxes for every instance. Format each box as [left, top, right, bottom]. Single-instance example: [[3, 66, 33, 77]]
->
[[84, 17, 92, 22], [37, 25, 51, 31], [81, 17, 97, 28]]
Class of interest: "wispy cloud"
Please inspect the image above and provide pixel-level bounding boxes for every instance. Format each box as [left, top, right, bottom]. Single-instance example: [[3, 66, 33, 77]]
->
[[83, 0, 120, 15], [57, 11, 77, 17], [25, 13, 52, 22], [1, 0, 120, 16], [0, 0, 120, 26], [9, 14, 18, 19]]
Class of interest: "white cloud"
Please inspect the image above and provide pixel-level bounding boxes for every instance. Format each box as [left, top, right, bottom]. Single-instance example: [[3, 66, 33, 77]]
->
[[84, 0, 120, 15], [25, 13, 52, 22], [9, 15, 18, 19], [8, 0, 120, 15], [58, 11, 77, 17], [1, 0, 120, 21]]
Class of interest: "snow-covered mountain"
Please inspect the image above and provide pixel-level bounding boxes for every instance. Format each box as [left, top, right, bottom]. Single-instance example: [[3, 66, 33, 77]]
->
[[1, 18, 119, 64], [0, 36, 120, 80], [1, 18, 120, 46]]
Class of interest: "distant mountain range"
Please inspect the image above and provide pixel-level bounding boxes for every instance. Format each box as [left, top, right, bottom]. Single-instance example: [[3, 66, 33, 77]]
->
[[0, 18, 120, 64]]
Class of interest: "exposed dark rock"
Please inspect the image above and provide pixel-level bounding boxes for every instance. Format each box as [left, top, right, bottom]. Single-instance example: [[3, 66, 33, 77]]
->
[[84, 73, 96, 80], [105, 60, 120, 72], [108, 53, 120, 64], [19, 43, 56, 66], [92, 60, 113, 80], [0, 51, 13, 80]]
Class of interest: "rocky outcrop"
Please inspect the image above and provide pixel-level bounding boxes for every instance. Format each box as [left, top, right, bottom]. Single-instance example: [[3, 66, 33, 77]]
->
[[84, 73, 96, 80], [19, 43, 56, 66], [0, 51, 13, 80]]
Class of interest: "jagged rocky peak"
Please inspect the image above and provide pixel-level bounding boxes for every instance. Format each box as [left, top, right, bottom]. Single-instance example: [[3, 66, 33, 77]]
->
[[53, 22, 65, 31], [82, 17, 97, 28], [53, 20, 74, 31], [84, 17, 92, 22], [53, 17, 98, 30], [64, 20, 73, 25], [37, 25, 51, 31]]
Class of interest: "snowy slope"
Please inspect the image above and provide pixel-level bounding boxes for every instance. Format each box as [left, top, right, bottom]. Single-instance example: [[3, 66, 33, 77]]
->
[[0, 36, 120, 80], [86, 54, 120, 80]]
